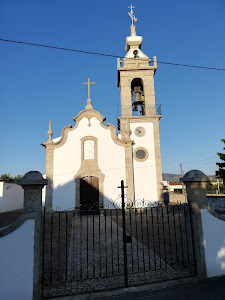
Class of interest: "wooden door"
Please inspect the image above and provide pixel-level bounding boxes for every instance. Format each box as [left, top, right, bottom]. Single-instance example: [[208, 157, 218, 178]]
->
[[80, 176, 99, 211]]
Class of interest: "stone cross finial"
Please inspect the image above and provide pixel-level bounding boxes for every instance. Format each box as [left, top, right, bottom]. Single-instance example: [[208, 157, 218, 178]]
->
[[47, 120, 53, 142], [128, 4, 137, 26], [82, 78, 96, 101]]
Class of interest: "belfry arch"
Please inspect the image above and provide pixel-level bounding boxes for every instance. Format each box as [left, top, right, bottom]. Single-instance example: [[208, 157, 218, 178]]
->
[[131, 78, 145, 114]]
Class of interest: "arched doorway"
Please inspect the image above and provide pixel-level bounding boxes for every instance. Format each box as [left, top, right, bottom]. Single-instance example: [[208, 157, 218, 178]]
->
[[80, 176, 99, 211]]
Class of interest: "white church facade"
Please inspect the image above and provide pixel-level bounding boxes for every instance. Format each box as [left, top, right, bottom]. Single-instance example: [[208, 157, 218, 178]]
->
[[42, 23, 163, 211]]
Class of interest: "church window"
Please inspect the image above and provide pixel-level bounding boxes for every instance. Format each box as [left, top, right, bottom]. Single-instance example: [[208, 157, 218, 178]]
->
[[136, 149, 146, 159], [134, 147, 149, 162], [83, 139, 95, 160]]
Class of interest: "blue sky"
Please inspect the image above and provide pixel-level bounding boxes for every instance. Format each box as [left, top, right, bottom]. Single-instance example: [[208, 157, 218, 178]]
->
[[0, 0, 225, 177]]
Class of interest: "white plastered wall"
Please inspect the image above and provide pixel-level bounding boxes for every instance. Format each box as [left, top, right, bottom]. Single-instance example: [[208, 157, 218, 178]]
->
[[201, 209, 225, 278], [0, 219, 35, 299], [130, 122, 158, 204], [0, 182, 24, 213], [53, 117, 126, 210]]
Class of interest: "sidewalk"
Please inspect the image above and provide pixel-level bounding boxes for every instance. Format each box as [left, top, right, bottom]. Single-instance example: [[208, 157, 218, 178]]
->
[[47, 277, 225, 300], [101, 277, 225, 300]]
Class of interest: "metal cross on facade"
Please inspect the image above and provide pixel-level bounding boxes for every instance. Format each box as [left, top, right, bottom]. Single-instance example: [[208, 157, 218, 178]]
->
[[82, 78, 96, 100], [128, 4, 137, 26]]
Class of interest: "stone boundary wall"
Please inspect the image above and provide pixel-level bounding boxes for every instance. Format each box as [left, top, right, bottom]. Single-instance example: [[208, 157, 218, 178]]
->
[[168, 192, 186, 204], [180, 170, 225, 280], [163, 191, 186, 205], [0, 209, 23, 228], [207, 195, 225, 213], [0, 171, 47, 300]]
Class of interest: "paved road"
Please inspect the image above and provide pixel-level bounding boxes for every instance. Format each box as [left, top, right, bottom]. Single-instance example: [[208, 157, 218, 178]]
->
[[101, 278, 225, 300]]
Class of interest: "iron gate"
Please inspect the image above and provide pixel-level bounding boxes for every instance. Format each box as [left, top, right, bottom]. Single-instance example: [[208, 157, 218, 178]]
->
[[42, 184, 196, 298]]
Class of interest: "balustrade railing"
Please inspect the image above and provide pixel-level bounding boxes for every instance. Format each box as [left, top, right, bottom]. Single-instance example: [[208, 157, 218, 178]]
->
[[117, 104, 161, 117]]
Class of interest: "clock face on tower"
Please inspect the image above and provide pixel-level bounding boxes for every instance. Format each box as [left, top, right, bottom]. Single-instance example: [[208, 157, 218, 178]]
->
[[134, 126, 146, 137]]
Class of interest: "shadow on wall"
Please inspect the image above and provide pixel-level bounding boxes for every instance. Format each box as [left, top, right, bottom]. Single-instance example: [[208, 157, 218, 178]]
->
[[45, 177, 160, 211], [49, 177, 123, 211], [0, 209, 23, 228], [52, 180, 76, 210]]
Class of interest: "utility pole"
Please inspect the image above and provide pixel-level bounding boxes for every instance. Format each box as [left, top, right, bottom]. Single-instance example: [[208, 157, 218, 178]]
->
[[180, 163, 185, 199], [180, 163, 183, 176]]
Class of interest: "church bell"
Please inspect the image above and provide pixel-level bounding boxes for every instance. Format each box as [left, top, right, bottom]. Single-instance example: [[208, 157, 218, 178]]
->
[[132, 86, 144, 111]]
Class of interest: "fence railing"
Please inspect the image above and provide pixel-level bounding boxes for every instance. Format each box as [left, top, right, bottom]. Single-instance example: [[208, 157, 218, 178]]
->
[[42, 203, 195, 298], [117, 104, 161, 117]]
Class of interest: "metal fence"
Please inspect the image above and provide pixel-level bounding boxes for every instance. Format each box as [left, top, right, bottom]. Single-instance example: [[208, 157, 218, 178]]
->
[[42, 202, 195, 298]]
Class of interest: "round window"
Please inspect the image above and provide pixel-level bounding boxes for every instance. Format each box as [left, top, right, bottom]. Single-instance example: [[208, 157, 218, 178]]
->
[[136, 149, 146, 159], [134, 147, 149, 162]]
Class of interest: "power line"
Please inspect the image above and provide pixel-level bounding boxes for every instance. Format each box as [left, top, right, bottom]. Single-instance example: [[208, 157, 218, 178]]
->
[[182, 156, 217, 165], [1, 38, 225, 71]]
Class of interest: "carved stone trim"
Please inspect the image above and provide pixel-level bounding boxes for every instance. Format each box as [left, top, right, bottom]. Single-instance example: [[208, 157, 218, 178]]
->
[[80, 136, 98, 162], [133, 147, 149, 162], [74, 171, 105, 210], [124, 144, 134, 201], [118, 116, 161, 123], [74, 136, 105, 210], [42, 125, 73, 149], [42, 108, 132, 150], [151, 119, 163, 203]]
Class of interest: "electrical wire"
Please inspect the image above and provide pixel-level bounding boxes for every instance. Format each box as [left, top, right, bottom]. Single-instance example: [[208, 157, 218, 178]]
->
[[1, 38, 225, 71], [181, 156, 217, 165]]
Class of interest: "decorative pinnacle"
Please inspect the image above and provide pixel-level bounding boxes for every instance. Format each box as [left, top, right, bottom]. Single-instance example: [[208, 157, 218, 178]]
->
[[128, 4, 137, 26], [47, 120, 53, 142]]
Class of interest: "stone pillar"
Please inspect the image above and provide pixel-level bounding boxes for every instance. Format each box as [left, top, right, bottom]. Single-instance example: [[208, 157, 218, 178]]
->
[[45, 144, 54, 211], [180, 169, 209, 281], [18, 171, 47, 300]]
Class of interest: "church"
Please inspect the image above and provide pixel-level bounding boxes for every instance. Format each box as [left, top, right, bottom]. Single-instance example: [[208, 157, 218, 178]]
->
[[42, 14, 163, 211]]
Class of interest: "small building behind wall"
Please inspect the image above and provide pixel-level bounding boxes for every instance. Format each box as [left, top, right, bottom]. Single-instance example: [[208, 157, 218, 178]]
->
[[163, 182, 186, 205], [168, 182, 184, 193], [0, 180, 24, 212]]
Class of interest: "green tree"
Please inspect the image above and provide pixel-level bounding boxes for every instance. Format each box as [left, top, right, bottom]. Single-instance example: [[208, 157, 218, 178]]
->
[[0, 173, 13, 181], [13, 175, 23, 183], [216, 139, 225, 182], [0, 174, 23, 182]]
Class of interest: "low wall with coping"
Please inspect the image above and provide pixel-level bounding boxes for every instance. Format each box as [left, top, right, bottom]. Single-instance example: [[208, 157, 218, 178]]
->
[[207, 195, 225, 213], [168, 192, 186, 204], [0, 171, 47, 300], [0, 218, 35, 299], [201, 208, 225, 278], [181, 170, 225, 280]]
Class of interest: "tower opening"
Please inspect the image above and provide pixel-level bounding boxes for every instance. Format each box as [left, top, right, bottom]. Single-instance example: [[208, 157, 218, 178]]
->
[[131, 78, 145, 115]]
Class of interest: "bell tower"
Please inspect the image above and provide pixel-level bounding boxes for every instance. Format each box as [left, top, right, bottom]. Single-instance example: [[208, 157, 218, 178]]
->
[[117, 8, 163, 203]]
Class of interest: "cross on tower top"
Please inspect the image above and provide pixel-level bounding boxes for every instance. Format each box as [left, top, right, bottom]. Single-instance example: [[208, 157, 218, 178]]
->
[[82, 78, 96, 100], [128, 4, 137, 26]]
